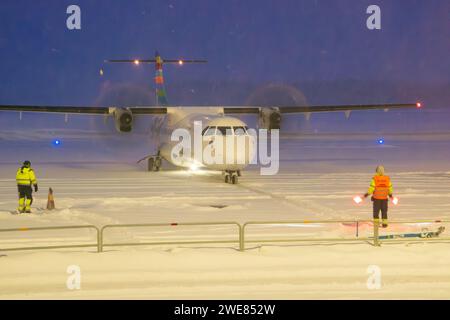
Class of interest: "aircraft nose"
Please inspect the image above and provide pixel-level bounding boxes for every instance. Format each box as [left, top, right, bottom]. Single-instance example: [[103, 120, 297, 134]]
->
[[235, 136, 256, 165]]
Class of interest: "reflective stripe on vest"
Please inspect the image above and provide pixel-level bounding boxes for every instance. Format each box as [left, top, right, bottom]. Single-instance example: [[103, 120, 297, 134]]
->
[[373, 175, 390, 200], [16, 168, 36, 186], [17, 180, 32, 185]]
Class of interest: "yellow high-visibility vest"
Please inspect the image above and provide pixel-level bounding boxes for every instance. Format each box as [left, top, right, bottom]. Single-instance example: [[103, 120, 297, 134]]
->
[[16, 167, 37, 186]]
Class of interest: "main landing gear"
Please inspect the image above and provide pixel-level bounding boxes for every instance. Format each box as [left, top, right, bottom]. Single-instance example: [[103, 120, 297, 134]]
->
[[148, 155, 162, 172], [223, 170, 241, 184]]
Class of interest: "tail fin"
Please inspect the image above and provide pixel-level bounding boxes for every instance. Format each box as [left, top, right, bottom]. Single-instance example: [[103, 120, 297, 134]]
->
[[105, 53, 207, 106], [154, 51, 169, 106]]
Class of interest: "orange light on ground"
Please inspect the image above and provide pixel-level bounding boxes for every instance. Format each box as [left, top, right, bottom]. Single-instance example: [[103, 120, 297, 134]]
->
[[134, 60, 140, 65], [178, 60, 184, 65], [416, 102, 422, 108]]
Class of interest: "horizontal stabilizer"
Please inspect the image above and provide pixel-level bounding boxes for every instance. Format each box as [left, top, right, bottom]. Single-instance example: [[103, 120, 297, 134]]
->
[[105, 59, 207, 64]]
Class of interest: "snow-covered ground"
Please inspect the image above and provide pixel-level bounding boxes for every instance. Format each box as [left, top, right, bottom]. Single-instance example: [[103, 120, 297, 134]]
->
[[3, 244, 450, 299], [1, 110, 450, 299]]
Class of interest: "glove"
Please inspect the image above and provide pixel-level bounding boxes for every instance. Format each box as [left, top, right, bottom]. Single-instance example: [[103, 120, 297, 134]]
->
[[389, 194, 393, 199], [363, 193, 369, 198], [34, 184, 38, 192]]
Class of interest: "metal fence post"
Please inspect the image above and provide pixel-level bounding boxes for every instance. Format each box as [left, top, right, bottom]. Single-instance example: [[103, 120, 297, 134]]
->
[[373, 220, 380, 246], [97, 227, 103, 253], [356, 221, 359, 238], [239, 224, 245, 251]]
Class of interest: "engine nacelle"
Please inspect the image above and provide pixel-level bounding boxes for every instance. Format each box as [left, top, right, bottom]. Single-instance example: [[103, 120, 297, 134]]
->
[[113, 108, 133, 133], [259, 107, 281, 130]]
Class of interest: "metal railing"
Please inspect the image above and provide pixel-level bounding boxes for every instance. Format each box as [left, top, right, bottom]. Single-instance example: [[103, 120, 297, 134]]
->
[[0, 225, 100, 252], [375, 219, 450, 246], [1, 219, 448, 253], [241, 220, 372, 250], [99, 221, 242, 252]]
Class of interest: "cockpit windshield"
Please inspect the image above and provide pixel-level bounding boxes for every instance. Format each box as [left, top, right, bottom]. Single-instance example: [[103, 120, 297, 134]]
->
[[202, 127, 216, 136], [234, 126, 248, 136], [216, 126, 233, 135], [202, 126, 249, 136]]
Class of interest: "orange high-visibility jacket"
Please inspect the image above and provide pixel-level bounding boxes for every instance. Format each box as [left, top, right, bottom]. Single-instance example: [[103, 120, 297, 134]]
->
[[368, 175, 393, 200]]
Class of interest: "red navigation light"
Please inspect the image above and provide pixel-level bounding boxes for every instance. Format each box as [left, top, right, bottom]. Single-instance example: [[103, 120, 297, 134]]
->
[[416, 102, 422, 108]]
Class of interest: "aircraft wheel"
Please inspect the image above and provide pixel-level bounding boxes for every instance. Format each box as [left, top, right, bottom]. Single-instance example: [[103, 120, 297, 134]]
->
[[237, 170, 241, 177], [231, 175, 238, 184], [154, 157, 162, 172], [225, 175, 230, 183], [148, 158, 154, 172]]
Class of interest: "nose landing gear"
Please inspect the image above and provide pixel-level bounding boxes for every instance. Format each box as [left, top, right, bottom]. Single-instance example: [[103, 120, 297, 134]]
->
[[148, 156, 162, 172], [223, 170, 240, 184], [137, 153, 162, 172]]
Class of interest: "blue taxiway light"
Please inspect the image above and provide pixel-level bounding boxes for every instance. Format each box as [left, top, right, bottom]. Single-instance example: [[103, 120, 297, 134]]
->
[[378, 139, 385, 145], [52, 139, 62, 146]]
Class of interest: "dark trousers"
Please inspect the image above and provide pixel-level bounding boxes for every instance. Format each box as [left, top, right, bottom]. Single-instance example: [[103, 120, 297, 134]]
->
[[373, 199, 388, 220], [18, 185, 33, 204]]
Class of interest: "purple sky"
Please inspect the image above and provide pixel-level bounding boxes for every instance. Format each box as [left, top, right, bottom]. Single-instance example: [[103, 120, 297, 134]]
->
[[0, 0, 448, 106]]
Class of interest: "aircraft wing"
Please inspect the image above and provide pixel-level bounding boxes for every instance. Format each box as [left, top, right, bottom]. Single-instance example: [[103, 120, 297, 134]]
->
[[0, 105, 168, 115], [0, 102, 421, 116], [223, 103, 421, 114]]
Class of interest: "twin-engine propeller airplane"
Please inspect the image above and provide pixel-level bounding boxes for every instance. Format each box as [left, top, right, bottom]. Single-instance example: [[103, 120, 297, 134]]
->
[[0, 51, 422, 184]]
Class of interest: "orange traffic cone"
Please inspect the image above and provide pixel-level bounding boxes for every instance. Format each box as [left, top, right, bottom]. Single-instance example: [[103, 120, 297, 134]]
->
[[47, 188, 55, 210]]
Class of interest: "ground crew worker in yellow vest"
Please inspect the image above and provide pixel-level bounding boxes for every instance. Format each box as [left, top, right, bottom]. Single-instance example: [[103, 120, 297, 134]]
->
[[16, 160, 38, 213], [363, 165, 393, 228]]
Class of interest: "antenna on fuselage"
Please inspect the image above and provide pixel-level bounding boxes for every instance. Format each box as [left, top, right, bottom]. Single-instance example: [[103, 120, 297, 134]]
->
[[105, 52, 207, 106]]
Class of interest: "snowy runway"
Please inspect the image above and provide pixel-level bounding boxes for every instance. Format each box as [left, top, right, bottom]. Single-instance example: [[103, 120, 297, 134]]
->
[[2, 165, 450, 227], [1, 132, 450, 299]]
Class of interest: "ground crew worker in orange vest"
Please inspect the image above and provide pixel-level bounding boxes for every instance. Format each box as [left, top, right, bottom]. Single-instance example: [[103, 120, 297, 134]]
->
[[363, 165, 393, 228], [16, 160, 38, 213]]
